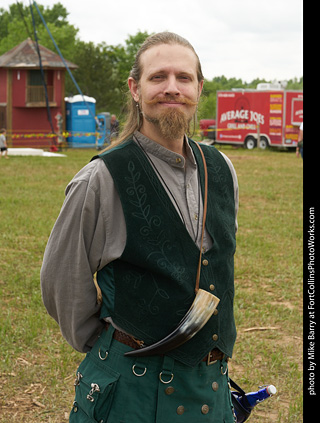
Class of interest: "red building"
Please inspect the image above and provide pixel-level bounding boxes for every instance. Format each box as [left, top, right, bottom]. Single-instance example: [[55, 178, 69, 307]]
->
[[0, 38, 77, 148]]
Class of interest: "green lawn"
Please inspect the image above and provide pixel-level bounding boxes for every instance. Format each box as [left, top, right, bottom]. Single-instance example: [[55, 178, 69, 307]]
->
[[0, 146, 303, 422]]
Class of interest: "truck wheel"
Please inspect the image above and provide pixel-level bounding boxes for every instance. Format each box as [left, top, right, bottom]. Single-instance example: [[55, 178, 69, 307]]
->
[[245, 137, 256, 150], [259, 136, 269, 150]]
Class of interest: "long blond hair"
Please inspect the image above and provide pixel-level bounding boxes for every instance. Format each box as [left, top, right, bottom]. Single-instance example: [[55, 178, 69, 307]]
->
[[104, 32, 204, 151]]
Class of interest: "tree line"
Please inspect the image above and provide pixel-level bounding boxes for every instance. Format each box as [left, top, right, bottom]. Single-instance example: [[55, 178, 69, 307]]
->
[[0, 2, 303, 123]]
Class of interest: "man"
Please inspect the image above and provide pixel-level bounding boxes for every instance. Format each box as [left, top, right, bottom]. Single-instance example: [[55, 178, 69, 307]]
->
[[296, 121, 303, 159], [110, 114, 119, 140], [41, 32, 239, 423]]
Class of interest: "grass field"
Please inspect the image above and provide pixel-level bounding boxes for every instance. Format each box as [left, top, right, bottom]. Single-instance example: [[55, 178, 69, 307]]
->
[[0, 145, 303, 422]]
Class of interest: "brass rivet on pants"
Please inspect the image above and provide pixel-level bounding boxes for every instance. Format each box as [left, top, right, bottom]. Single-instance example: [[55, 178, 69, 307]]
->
[[165, 386, 175, 395], [201, 404, 210, 414], [177, 405, 185, 415], [212, 381, 219, 391]]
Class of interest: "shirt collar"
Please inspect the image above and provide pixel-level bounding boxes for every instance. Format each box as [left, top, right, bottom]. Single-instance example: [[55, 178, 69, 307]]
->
[[133, 131, 197, 170]]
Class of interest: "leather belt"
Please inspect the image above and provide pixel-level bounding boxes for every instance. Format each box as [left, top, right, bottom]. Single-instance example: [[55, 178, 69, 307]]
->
[[106, 322, 144, 349], [106, 323, 226, 365], [203, 348, 226, 365]]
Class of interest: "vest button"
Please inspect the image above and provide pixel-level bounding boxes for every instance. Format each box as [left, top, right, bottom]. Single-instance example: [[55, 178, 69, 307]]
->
[[213, 309, 218, 315], [165, 386, 175, 395], [212, 334, 218, 341], [212, 381, 219, 391], [201, 404, 210, 414], [176, 406, 185, 415], [202, 259, 209, 266], [209, 284, 215, 291]]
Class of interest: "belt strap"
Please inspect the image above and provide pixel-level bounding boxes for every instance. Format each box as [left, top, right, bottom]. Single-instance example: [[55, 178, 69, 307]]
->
[[106, 322, 143, 349], [194, 142, 208, 294], [159, 355, 175, 384]]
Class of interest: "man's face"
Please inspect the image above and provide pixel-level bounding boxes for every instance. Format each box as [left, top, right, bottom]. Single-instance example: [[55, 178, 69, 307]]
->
[[129, 44, 203, 141]]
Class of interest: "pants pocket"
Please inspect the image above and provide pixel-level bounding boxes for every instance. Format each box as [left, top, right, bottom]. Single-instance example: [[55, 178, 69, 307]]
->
[[70, 354, 120, 423]]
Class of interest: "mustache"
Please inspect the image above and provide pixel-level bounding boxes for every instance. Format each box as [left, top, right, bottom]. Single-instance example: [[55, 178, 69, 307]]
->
[[144, 95, 198, 106]]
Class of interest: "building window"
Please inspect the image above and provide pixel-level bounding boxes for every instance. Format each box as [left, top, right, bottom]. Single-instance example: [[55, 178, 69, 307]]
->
[[26, 70, 54, 104]]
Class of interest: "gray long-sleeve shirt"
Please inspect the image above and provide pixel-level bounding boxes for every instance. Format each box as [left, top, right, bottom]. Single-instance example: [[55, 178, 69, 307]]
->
[[40, 132, 239, 353]]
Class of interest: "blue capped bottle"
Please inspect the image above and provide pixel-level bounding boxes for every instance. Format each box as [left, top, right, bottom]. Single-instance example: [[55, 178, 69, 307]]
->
[[242, 385, 277, 409], [231, 381, 277, 423]]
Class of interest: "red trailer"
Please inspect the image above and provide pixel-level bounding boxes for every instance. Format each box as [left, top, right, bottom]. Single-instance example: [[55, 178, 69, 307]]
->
[[216, 86, 303, 149]]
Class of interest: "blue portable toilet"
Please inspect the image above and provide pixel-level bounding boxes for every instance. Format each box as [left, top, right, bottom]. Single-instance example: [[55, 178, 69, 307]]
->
[[65, 95, 97, 148], [96, 112, 111, 149]]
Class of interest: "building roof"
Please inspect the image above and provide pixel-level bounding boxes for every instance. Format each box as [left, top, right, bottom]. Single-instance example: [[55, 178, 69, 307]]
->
[[0, 38, 78, 69]]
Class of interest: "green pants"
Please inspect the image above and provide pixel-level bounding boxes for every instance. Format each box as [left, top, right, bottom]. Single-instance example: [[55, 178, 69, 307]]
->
[[70, 325, 235, 423]]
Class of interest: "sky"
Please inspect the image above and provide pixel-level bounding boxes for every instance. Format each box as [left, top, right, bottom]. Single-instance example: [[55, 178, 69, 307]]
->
[[2, 0, 303, 82]]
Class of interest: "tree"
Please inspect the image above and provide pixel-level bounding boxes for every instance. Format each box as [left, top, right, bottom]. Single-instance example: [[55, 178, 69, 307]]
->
[[198, 76, 248, 119], [0, 4, 151, 116], [0, 2, 78, 59], [67, 41, 123, 113], [68, 31, 151, 115], [1, 3, 302, 121]]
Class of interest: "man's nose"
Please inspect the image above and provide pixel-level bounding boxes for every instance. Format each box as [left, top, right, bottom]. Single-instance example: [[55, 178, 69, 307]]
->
[[164, 75, 180, 96]]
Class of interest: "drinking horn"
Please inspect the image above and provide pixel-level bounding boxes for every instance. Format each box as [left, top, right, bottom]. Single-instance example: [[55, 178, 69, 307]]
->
[[124, 288, 219, 357], [125, 141, 217, 358]]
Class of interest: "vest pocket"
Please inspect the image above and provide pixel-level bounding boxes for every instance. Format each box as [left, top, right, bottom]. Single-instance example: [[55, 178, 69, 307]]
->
[[70, 355, 120, 423]]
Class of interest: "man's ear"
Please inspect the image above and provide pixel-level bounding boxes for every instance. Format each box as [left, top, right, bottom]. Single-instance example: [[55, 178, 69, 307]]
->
[[128, 77, 139, 102], [198, 80, 204, 99]]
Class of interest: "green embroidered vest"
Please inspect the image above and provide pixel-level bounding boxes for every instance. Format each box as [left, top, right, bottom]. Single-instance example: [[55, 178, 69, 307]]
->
[[95, 138, 236, 367]]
